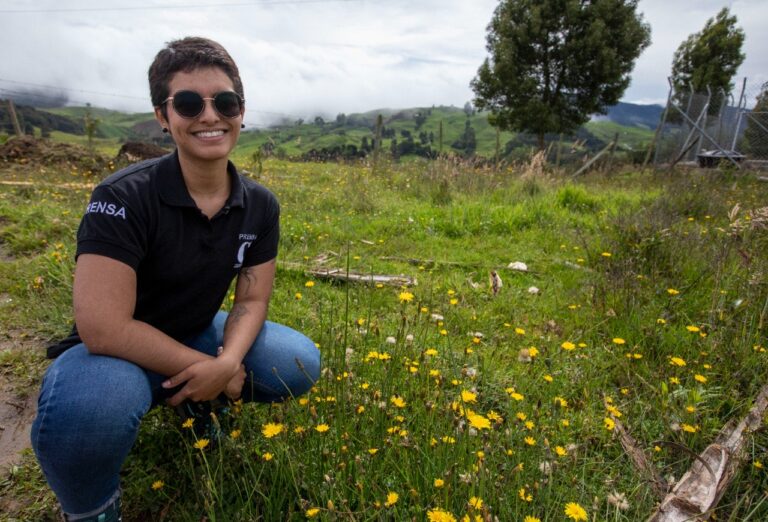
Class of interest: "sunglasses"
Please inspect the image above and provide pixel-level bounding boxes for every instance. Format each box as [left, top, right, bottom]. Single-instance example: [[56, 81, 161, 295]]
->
[[163, 90, 244, 119]]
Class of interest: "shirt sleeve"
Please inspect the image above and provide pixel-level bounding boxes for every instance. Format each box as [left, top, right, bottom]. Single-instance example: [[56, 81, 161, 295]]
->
[[76, 184, 148, 270], [242, 192, 280, 267]]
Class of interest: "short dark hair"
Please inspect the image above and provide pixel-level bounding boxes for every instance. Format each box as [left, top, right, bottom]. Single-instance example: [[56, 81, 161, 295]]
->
[[148, 37, 244, 116]]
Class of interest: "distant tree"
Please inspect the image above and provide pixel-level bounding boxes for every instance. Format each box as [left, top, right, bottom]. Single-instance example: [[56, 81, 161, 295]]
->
[[400, 129, 412, 139], [360, 136, 370, 152], [414, 111, 427, 129], [463, 101, 475, 117], [471, 0, 650, 149], [294, 118, 304, 126], [314, 116, 325, 126], [670, 8, 745, 115], [83, 103, 100, 148], [335, 113, 347, 126], [451, 120, 477, 157], [743, 83, 768, 158]]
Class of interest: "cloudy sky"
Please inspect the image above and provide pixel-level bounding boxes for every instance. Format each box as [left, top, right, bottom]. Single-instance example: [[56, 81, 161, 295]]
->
[[1, 0, 766, 128]]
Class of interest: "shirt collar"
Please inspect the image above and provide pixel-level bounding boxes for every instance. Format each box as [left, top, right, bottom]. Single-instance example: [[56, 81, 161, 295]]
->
[[157, 150, 245, 209]]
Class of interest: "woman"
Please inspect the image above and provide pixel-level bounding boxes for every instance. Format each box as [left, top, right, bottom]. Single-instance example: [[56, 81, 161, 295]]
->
[[31, 37, 320, 521]]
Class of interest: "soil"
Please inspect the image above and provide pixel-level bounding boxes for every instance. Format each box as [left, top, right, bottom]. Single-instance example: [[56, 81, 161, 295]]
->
[[0, 135, 111, 174]]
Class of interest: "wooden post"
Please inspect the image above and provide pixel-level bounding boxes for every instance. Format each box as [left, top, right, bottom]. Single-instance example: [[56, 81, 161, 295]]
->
[[373, 114, 383, 173], [7, 99, 23, 137], [495, 126, 500, 169], [438, 120, 444, 155]]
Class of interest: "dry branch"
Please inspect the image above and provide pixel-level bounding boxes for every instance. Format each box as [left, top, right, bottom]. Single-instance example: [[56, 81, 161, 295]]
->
[[307, 267, 416, 287], [611, 415, 669, 498], [647, 383, 768, 522]]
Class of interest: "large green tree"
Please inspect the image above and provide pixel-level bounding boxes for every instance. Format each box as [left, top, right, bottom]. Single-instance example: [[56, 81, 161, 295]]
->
[[471, 0, 650, 149], [670, 8, 745, 115]]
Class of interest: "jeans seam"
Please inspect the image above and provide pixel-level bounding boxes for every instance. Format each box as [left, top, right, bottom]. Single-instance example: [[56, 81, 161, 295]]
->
[[32, 366, 59, 461]]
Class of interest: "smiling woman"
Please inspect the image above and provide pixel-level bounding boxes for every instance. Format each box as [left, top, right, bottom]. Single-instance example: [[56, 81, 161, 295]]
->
[[30, 36, 320, 522]]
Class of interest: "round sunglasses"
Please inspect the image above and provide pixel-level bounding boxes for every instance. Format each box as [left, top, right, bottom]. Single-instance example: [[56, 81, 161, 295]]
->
[[163, 90, 244, 119]]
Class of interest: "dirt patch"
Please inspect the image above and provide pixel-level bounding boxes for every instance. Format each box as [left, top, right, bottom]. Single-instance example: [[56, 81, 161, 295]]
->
[[117, 141, 170, 162], [0, 135, 111, 175]]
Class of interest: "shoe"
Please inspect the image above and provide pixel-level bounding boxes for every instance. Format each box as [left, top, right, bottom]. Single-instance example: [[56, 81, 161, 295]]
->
[[64, 494, 121, 522]]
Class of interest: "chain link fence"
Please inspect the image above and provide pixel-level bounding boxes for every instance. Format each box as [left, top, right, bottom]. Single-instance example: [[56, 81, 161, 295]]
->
[[653, 79, 768, 167]]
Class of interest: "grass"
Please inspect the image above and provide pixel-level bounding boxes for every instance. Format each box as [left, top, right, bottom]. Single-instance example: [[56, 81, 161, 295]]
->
[[0, 147, 767, 521]]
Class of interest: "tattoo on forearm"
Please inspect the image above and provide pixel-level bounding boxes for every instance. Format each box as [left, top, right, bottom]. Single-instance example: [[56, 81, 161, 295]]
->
[[225, 303, 249, 334], [240, 266, 258, 294]]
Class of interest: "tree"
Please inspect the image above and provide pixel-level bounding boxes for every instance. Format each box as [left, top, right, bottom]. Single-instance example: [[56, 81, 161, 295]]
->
[[83, 103, 100, 149], [471, 0, 650, 149], [670, 8, 745, 115]]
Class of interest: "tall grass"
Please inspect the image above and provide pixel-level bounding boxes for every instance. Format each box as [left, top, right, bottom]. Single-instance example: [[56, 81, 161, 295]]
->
[[1, 154, 767, 521]]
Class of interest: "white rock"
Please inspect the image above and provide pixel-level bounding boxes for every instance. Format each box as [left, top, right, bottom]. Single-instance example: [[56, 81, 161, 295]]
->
[[528, 286, 540, 294]]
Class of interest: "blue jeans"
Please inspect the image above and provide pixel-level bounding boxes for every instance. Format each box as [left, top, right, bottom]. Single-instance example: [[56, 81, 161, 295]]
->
[[31, 312, 320, 517]]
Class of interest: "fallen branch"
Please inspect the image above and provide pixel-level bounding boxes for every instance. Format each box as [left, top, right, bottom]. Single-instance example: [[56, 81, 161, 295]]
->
[[648, 383, 768, 522], [307, 267, 417, 287], [610, 414, 668, 498]]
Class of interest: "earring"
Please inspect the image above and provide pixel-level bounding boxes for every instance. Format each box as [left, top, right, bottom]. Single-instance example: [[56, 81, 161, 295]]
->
[[241, 124, 245, 129], [162, 128, 168, 133]]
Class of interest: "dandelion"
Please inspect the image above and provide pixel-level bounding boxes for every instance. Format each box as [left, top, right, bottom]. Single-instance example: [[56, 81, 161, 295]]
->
[[434, 478, 445, 488], [262, 422, 284, 438], [367, 448, 379, 455], [612, 337, 626, 345], [468, 414, 491, 430], [754, 460, 763, 469], [686, 325, 700, 332], [182, 418, 195, 429], [425, 348, 438, 356], [528, 346, 539, 357], [555, 446, 567, 457], [667, 288, 679, 295], [694, 374, 708, 384], [450, 298, 459, 305], [670, 357, 687, 367], [468, 496, 483, 509], [399, 291, 414, 303], [315, 424, 330, 433], [601, 252, 612, 257], [305, 507, 320, 518], [230, 429, 241, 439], [193, 439, 210, 450], [670, 376, 681, 384], [262, 452, 273, 461], [543, 374, 554, 383], [294, 292, 302, 300], [524, 436, 536, 446], [304, 280, 315, 287], [657, 318, 667, 324], [461, 390, 477, 403], [524, 517, 541, 522], [564, 502, 588, 521], [561, 341, 576, 351], [515, 327, 526, 335], [604, 418, 616, 431], [151, 480, 164, 490], [681, 423, 699, 433], [390, 396, 406, 408], [427, 509, 457, 522]]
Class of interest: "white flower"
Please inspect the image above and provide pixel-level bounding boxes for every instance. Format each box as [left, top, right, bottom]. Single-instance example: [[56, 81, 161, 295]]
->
[[431, 313, 444, 322], [405, 334, 414, 343], [385, 336, 397, 344], [528, 286, 540, 294]]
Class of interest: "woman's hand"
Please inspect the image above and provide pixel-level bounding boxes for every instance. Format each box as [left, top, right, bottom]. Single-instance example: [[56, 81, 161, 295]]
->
[[163, 353, 243, 406]]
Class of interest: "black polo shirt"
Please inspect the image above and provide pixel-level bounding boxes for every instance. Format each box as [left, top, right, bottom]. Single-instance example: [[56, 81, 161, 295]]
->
[[47, 151, 279, 358]]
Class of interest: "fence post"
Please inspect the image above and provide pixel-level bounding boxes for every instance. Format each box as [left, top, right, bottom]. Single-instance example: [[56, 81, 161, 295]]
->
[[7, 99, 23, 137], [645, 82, 673, 169]]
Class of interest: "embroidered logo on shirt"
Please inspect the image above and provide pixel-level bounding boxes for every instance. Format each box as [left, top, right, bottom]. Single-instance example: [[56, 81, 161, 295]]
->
[[234, 241, 252, 269], [85, 201, 127, 219]]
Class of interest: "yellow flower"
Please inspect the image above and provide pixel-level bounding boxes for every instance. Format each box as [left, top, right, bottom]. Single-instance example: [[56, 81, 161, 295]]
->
[[524, 436, 536, 446], [604, 417, 616, 430], [427, 509, 457, 522], [461, 390, 477, 403], [670, 376, 681, 384], [304, 280, 315, 288], [667, 288, 680, 295], [670, 357, 687, 367], [398, 291, 414, 303], [468, 414, 491, 430], [543, 374, 554, 383], [468, 496, 483, 509], [193, 439, 210, 450], [694, 374, 707, 383], [390, 396, 406, 408], [425, 348, 438, 356], [564, 502, 588, 521], [528, 346, 539, 357], [262, 452, 273, 461], [384, 491, 399, 507], [182, 418, 194, 429], [515, 327, 526, 335], [686, 325, 700, 332], [561, 341, 576, 351], [434, 478, 445, 488], [601, 252, 612, 257], [681, 423, 699, 433], [612, 337, 626, 345], [555, 446, 567, 457], [305, 507, 320, 518], [294, 292, 302, 300], [262, 422, 284, 438], [367, 448, 378, 455], [151, 480, 164, 490], [510, 392, 524, 401], [315, 423, 330, 433], [230, 429, 241, 439], [657, 318, 667, 324], [524, 517, 541, 522], [754, 460, 763, 469]]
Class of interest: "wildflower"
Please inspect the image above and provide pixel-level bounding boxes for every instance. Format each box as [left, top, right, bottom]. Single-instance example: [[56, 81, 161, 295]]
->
[[561, 341, 576, 351], [670, 357, 687, 367], [686, 325, 700, 333], [230, 429, 241, 439], [528, 346, 539, 357], [524, 436, 536, 446], [604, 418, 615, 431], [450, 298, 459, 305], [607, 491, 630, 510], [425, 348, 438, 356], [315, 424, 330, 433], [601, 252, 612, 257], [385, 491, 399, 507], [434, 478, 445, 488], [670, 376, 681, 384], [524, 517, 541, 522], [487, 410, 502, 422], [468, 414, 491, 430], [305, 507, 320, 518], [193, 439, 210, 450], [519, 487, 533, 501], [399, 291, 414, 303], [754, 460, 763, 469], [262, 422, 284, 438], [510, 392, 524, 401], [151, 480, 164, 490], [461, 390, 477, 403], [543, 374, 554, 383], [368, 448, 378, 455], [515, 327, 526, 335], [182, 418, 194, 429], [554, 397, 568, 408], [694, 374, 707, 384], [390, 396, 406, 408], [555, 446, 567, 457], [468, 496, 483, 509], [657, 318, 667, 324], [294, 426, 306, 434], [681, 423, 699, 433], [295, 292, 302, 300], [385, 336, 397, 344], [262, 452, 273, 461], [612, 338, 626, 345], [427, 508, 457, 522], [667, 288, 679, 295], [564, 502, 588, 521], [304, 281, 315, 288]]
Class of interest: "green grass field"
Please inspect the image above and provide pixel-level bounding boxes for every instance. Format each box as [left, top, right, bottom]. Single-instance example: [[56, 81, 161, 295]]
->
[[1, 143, 767, 520]]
